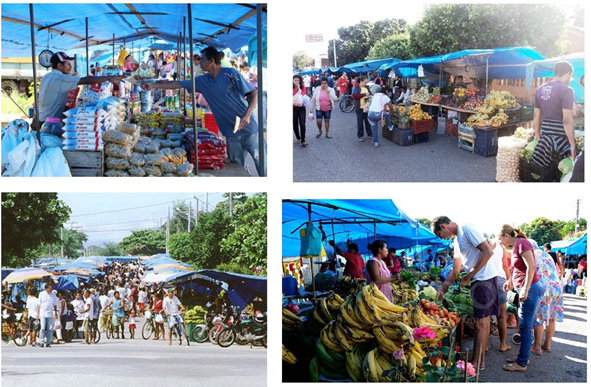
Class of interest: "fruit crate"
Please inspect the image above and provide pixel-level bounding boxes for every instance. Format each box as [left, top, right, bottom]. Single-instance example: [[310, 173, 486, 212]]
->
[[458, 122, 474, 135], [62, 149, 104, 177], [504, 107, 521, 124], [519, 158, 560, 182], [410, 119, 432, 134], [520, 105, 534, 122], [382, 126, 393, 141], [392, 127, 414, 146], [498, 124, 517, 138], [474, 129, 498, 157], [414, 132, 429, 143], [445, 118, 458, 136]]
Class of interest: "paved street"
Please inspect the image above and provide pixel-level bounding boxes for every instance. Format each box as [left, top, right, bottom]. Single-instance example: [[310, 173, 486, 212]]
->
[[293, 108, 497, 182], [2, 318, 266, 387], [476, 294, 587, 383]]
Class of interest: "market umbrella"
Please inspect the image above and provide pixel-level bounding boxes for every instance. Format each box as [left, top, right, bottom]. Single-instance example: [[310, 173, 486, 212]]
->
[[2, 267, 57, 284], [152, 263, 193, 271]]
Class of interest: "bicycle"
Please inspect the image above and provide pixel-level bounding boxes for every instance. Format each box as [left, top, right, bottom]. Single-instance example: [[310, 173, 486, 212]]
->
[[168, 313, 189, 346], [339, 94, 355, 113], [141, 310, 161, 340], [1, 313, 27, 347], [102, 310, 116, 339]]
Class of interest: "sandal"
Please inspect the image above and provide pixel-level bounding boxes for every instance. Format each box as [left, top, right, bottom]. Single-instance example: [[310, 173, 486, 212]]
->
[[301, 141, 308, 147], [295, 139, 300, 144], [499, 345, 512, 352], [325, 135, 332, 139], [531, 349, 543, 356], [507, 358, 530, 364], [503, 364, 527, 372], [542, 345, 552, 353], [316, 132, 322, 138]]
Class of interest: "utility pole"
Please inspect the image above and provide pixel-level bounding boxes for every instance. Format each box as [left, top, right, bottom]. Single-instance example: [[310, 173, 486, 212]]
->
[[166, 207, 170, 254], [205, 193, 209, 213], [229, 192, 233, 217], [575, 199, 581, 233], [188, 201, 192, 233], [193, 196, 199, 223], [61, 227, 64, 258]]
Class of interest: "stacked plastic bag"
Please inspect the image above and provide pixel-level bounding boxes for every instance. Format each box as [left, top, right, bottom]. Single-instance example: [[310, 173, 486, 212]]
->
[[184, 130, 226, 170], [103, 123, 140, 177]]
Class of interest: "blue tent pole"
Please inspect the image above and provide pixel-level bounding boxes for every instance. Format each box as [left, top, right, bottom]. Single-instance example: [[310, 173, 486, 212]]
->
[[29, 4, 41, 142], [187, 4, 199, 175], [256, 4, 266, 176], [112, 34, 115, 67], [85, 18, 89, 76]]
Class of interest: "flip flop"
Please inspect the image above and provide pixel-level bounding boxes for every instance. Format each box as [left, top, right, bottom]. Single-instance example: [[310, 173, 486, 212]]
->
[[542, 346, 552, 353], [503, 364, 527, 372], [531, 349, 543, 356], [301, 141, 308, 147], [499, 345, 512, 352], [325, 135, 332, 138], [316, 132, 322, 138]]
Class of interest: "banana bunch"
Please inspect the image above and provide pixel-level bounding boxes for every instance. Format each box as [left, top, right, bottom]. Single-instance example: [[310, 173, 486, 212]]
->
[[345, 344, 368, 382], [313, 293, 344, 327], [363, 348, 395, 382], [334, 276, 367, 297], [391, 282, 418, 305], [315, 338, 349, 380], [282, 307, 303, 333], [282, 344, 298, 364]]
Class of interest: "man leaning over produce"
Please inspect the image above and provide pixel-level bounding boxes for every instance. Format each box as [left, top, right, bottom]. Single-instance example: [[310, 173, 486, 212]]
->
[[143, 46, 264, 176], [431, 216, 498, 372], [37, 52, 124, 128]]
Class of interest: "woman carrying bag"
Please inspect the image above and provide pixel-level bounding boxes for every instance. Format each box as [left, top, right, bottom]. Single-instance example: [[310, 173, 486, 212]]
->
[[309, 77, 338, 139], [498, 225, 544, 372]]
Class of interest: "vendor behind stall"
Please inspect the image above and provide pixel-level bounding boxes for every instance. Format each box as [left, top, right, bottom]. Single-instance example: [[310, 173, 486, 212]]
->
[[37, 52, 124, 128]]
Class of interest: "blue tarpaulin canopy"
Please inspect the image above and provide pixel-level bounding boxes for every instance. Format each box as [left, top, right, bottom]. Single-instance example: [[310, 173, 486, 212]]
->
[[54, 275, 80, 291], [553, 234, 587, 256], [525, 53, 585, 104], [1, 4, 266, 58], [344, 57, 401, 74], [282, 199, 446, 258], [51, 261, 100, 271]]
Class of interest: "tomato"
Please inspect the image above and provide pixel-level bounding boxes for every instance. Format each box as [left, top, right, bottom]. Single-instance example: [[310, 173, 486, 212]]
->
[[438, 310, 445, 318], [420, 299, 426, 305], [430, 304, 438, 311]]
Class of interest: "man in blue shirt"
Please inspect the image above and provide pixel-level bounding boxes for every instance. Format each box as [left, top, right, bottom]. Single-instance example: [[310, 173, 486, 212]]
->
[[144, 47, 264, 176]]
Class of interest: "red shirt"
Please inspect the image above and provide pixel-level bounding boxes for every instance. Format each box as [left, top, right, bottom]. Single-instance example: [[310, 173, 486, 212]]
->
[[337, 77, 350, 93], [579, 260, 587, 270], [511, 238, 540, 288], [342, 252, 365, 279]]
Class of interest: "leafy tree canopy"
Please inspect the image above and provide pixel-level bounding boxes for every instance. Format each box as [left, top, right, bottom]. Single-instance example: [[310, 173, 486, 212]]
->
[[367, 34, 412, 61], [119, 229, 166, 256], [293, 50, 314, 71]]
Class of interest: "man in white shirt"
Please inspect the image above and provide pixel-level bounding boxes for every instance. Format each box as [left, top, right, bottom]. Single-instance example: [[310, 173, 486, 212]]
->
[[26, 289, 40, 346], [99, 291, 111, 332], [79, 290, 94, 344], [71, 292, 85, 340], [162, 288, 186, 346], [37, 283, 59, 347], [431, 215, 497, 371]]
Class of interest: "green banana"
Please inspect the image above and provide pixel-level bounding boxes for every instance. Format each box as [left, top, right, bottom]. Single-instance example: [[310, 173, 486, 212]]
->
[[309, 356, 319, 382]]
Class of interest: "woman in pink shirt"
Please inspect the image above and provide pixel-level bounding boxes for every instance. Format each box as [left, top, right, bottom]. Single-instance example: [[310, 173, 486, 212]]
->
[[309, 77, 338, 139], [364, 240, 398, 302]]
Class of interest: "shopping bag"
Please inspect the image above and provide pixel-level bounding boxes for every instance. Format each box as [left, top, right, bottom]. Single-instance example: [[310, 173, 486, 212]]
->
[[31, 147, 72, 177], [54, 319, 62, 330]]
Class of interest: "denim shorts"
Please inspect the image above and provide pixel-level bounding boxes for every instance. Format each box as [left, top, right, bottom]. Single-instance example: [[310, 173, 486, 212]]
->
[[316, 110, 332, 120], [497, 276, 508, 304]]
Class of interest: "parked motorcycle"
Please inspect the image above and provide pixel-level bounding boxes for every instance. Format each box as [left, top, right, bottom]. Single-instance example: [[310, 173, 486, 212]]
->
[[216, 309, 267, 348]]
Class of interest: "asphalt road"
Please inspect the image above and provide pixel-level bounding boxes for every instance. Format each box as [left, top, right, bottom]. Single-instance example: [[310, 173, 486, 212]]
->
[[474, 293, 587, 383], [2, 319, 267, 387], [293, 108, 498, 182]]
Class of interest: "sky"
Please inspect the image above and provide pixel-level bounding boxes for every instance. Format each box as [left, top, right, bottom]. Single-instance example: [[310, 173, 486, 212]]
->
[[57, 192, 229, 246]]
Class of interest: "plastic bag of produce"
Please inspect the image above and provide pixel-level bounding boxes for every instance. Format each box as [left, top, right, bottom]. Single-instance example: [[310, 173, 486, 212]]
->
[[128, 166, 146, 177], [158, 139, 172, 148], [119, 123, 140, 138], [159, 148, 173, 162], [104, 130, 133, 145], [176, 162, 194, 176], [145, 141, 159, 154], [104, 169, 130, 177], [129, 153, 146, 166], [521, 140, 538, 162], [161, 161, 176, 173], [143, 164, 162, 176], [145, 153, 165, 165], [105, 156, 130, 170], [162, 173, 175, 177], [558, 157, 574, 175], [134, 142, 147, 154], [105, 143, 132, 158], [81, 90, 101, 103]]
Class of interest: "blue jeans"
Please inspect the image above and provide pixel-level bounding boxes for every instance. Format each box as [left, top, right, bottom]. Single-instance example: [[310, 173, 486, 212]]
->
[[516, 281, 544, 367], [356, 109, 371, 138], [39, 316, 54, 345], [226, 133, 267, 177], [368, 111, 392, 144]]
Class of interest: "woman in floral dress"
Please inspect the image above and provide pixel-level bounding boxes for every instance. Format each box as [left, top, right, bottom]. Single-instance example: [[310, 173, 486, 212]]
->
[[530, 240, 564, 354]]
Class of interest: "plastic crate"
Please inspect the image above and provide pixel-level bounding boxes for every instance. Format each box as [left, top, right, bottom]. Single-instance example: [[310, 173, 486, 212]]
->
[[445, 118, 458, 136], [474, 129, 498, 157], [504, 107, 520, 124], [393, 127, 414, 146], [520, 105, 534, 122], [410, 119, 432, 134], [382, 126, 393, 141], [204, 112, 219, 134], [458, 122, 474, 135], [414, 132, 429, 143], [519, 158, 560, 182], [498, 124, 517, 138]]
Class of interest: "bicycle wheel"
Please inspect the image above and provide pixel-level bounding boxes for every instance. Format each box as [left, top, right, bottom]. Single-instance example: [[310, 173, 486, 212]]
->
[[93, 329, 101, 344], [340, 97, 355, 113], [142, 321, 154, 340], [13, 327, 27, 347], [191, 324, 208, 343], [208, 324, 223, 344], [175, 325, 183, 345], [217, 327, 235, 348], [181, 324, 190, 346]]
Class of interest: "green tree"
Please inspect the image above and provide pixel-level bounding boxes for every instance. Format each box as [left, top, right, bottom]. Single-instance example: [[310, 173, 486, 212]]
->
[[220, 193, 267, 273], [330, 19, 408, 65], [60, 228, 88, 259], [119, 229, 166, 256], [97, 242, 124, 257], [519, 217, 563, 246], [189, 207, 234, 269], [559, 218, 587, 239], [409, 4, 568, 58], [293, 51, 314, 71], [165, 201, 194, 235], [416, 218, 432, 228], [367, 34, 412, 60], [215, 262, 254, 275], [2, 193, 71, 267], [169, 233, 195, 264]]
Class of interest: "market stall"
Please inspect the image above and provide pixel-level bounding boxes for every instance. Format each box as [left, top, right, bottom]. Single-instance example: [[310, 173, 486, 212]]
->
[[1, 3, 267, 177], [282, 200, 479, 382]]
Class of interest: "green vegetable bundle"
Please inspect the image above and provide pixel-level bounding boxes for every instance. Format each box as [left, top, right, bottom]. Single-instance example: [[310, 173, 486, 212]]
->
[[184, 305, 207, 324]]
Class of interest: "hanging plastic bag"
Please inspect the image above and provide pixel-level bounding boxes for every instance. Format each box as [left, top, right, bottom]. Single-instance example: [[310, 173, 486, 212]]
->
[[31, 147, 72, 177], [3, 133, 40, 177]]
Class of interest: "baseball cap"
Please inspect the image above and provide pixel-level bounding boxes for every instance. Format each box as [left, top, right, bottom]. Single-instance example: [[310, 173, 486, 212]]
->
[[50, 51, 75, 67], [193, 54, 201, 60]]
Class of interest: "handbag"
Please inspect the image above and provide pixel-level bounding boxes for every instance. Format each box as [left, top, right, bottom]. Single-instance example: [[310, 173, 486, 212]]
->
[[53, 319, 62, 330], [507, 289, 520, 308]]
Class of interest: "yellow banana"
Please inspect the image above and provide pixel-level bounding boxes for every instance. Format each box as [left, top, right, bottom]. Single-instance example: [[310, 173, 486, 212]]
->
[[355, 292, 376, 327], [406, 351, 417, 376], [373, 326, 400, 353], [319, 297, 333, 323], [340, 301, 365, 330], [313, 305, 328, 326], [388, 321, 415, 344], [333, 321, 353, 351], [282, 307, 304, 323], [419, 309, 438, 325], [333, 293, 345, 304], [411, 348, 424, 364], [320, 325, 343, 353], [366, 349, 380, 382], [345, 348, 364, 382], [282, 344, 297, 364], [413, 341, 427, 357]]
